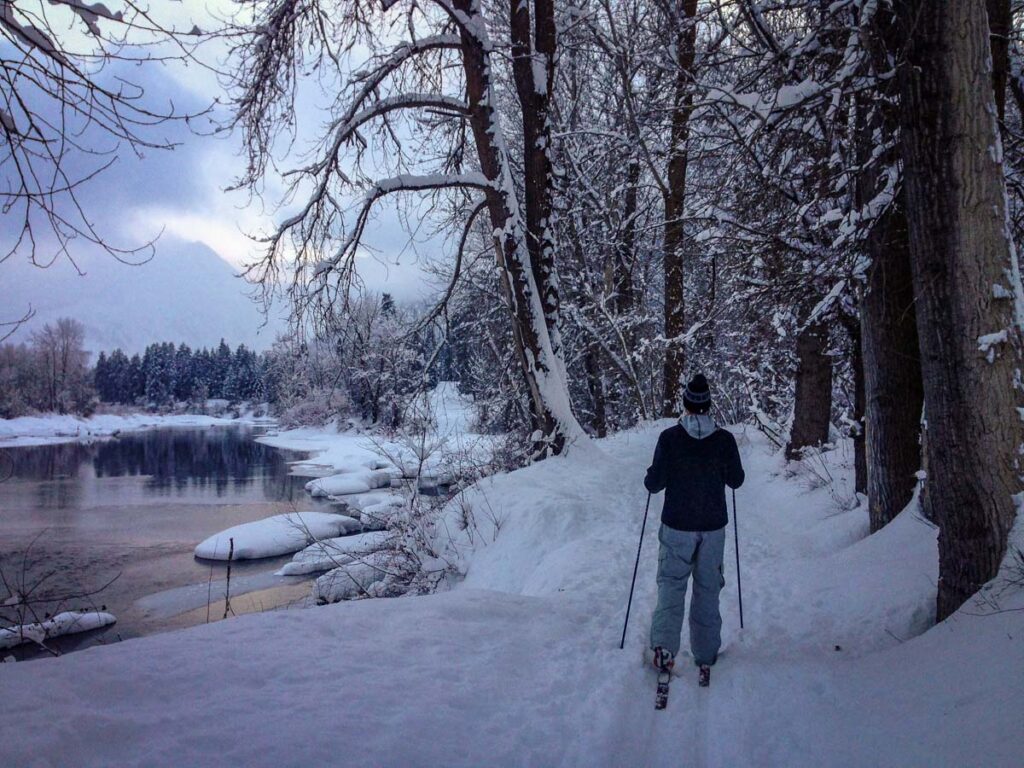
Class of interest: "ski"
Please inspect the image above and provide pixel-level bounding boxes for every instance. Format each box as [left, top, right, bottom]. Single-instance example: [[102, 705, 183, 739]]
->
[[655, 669, 672, 710], [698, 664, 711, 688]]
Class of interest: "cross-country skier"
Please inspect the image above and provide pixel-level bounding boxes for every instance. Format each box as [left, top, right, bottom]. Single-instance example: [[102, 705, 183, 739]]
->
[[644, 373, 745, 686]]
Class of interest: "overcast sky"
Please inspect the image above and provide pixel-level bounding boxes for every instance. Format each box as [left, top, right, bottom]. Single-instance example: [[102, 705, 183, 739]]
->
[[1, 0, 442, 344]]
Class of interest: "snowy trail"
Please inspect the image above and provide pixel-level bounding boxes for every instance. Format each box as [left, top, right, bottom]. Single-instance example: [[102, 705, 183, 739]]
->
[[2, 422, 1021, 767]]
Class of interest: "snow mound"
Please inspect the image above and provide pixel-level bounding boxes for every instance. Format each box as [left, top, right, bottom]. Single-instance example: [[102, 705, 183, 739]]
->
[[276, 531, 392, 576], [345, 491, 405, 510], [305, 470, 395, 497], [194, 512, 361, 560], [0, 611, 116, 650]]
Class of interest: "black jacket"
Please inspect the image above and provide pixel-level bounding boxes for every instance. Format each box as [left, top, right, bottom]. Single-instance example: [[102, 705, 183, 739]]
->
[[644, 425, 745, 532]]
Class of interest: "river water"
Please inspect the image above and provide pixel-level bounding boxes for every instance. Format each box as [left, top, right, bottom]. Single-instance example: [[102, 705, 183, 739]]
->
[[0, 425, 331, 660]]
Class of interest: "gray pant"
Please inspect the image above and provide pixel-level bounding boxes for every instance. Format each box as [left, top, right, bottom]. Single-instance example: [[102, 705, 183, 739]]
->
[[649, 524, 726, 665]]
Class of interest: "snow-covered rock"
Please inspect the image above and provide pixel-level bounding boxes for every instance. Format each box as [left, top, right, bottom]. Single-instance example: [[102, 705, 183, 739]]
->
[[0, 611, 116, 650], [194, 512, 361, 560], [345, 491, 405, 510], [276, 531, 392, 576], [313, 552, 391, 602]]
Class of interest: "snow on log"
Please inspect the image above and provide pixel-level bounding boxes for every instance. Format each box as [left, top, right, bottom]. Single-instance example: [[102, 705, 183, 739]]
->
[[275, 531, 392, 576], [0, 611, 116, 650], [194, 512, 361, 561]]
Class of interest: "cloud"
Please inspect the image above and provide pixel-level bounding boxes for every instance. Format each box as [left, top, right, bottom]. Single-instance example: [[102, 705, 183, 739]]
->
[[2, 1, 452, 324]]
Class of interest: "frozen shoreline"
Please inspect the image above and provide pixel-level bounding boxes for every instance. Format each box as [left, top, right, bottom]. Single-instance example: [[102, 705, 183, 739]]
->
[[0, 412, 257, 448]]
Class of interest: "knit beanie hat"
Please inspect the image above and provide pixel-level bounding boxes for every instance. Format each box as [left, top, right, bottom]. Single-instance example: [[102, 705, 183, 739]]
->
[[682, 373, 711, 414]]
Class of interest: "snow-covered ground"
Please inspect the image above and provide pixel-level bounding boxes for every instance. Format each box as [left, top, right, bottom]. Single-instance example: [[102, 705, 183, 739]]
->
[[257, 381, 493, 482], [0, 412, 238, 447], [1, 422, 1021, 767]]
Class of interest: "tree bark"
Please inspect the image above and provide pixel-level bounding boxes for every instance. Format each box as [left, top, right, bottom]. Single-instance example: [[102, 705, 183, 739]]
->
[[842, 313, 867, 496], [661, 0, 699, 415], [786, 320, 833, 459], [987, 0, 1010, 126], [856, 2, 925, 531], [860, 194, 924, 531], [895, 0, 1022, 619], [511, 0, 564, 365], [583, 347, 608, 438]]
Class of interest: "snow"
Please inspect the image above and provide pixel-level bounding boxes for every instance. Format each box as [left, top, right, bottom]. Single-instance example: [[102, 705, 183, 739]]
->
[[0, 412, 236, 448], [305, 470, 395, 497], [978, 329, 1009, 362], [313, 552, 392, 602], [1, 423, 1021, 766], [276, 531, 392, 576], [259, 382, 496, 492], [0, 611, 116, 650], [194, 512, 362, 561]]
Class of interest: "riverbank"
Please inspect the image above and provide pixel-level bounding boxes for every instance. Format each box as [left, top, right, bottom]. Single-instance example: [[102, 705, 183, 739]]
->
[[0, 412, 257, 448]]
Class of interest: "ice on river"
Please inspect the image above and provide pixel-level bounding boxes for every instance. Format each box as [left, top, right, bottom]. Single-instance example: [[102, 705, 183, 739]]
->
[[194, 512, 362, 561]]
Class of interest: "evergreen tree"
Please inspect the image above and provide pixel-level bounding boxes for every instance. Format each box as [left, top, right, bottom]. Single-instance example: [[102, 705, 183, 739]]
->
[[173, 343, 195, 402]]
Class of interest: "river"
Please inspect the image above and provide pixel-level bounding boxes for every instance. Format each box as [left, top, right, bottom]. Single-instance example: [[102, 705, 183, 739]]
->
[[0, 424, 332, 660]]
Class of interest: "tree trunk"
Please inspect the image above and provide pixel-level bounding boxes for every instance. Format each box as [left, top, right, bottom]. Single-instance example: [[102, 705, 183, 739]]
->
[[511, 0, 565, 371], [895, 0, 1022, 619], [842, 313, 867, 496], [614, 157, 640, 317], [661, 0, 699, 415], [856, 2, 925, 531], [860, 195, 924, 531], [786, 320, 833, 460], [457, 0, 585, 456], [583, 347, 608, 438], [987, 0, 1010, 127]]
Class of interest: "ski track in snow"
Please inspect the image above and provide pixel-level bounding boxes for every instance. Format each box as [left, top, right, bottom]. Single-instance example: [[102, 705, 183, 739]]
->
[[1, 422, 1021, 767]]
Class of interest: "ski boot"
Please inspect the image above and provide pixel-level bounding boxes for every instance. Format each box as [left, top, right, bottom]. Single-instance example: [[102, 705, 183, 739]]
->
[[652, 646, 675, 673], [698, 664, 711, 688]]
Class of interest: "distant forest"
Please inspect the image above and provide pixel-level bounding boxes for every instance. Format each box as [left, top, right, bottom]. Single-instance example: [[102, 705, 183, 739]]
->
[[0, 317, 271, 418], [0, 294, 456, 427], [94, 340, 266, 407]]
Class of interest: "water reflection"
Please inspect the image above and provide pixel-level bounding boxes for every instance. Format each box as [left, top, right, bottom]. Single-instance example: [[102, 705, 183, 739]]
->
[[0, 426, 312, 509], [0, 426, 325, 660]]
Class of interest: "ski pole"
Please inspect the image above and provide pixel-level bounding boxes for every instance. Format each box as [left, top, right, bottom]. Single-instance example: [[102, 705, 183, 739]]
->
[[733, 488, 744, 629], [620, 492, 651, 650]]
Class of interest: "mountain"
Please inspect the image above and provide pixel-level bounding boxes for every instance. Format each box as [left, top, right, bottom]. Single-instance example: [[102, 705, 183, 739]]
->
[[1, 238, 284, 354]]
